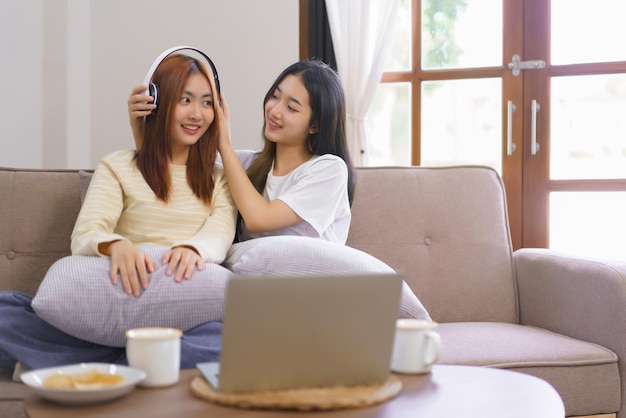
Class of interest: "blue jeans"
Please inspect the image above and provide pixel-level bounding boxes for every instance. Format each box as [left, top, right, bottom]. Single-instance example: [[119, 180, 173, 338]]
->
[[0, 291, 222, 370]]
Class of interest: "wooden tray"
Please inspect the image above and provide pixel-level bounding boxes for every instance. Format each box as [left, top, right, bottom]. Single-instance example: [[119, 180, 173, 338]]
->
[[190, 375, 402, 411]]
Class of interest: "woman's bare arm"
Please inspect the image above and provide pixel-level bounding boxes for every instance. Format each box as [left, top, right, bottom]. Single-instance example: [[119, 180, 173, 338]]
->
[[216, 95, 302, 232]]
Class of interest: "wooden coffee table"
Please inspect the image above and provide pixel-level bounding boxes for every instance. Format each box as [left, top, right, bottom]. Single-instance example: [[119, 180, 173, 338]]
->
[[24, 365, 565, 418]]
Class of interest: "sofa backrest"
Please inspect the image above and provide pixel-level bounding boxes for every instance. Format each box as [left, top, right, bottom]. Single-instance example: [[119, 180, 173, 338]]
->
[[347, 166, 517, 324], [0, 168, 82, 296], [0, 165, 517, 324]]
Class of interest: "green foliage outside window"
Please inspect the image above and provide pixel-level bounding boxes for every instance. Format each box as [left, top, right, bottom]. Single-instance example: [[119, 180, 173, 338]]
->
[[421, 0, 468, 69]]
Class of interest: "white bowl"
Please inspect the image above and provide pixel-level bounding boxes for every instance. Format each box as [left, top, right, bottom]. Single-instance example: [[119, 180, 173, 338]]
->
[[21, 363, 146, 405]]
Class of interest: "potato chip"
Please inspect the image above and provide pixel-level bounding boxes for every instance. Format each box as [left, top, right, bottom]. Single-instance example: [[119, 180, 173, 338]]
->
[[43, 369, 125, 389]]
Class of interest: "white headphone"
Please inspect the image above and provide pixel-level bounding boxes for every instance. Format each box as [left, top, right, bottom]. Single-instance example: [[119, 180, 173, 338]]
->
[[143, 46, 220, 110]]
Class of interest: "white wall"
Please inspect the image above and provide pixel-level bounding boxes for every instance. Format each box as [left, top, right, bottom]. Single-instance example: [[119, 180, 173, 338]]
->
[[0, 0, 299, 169], [0, 0, 44, 168]]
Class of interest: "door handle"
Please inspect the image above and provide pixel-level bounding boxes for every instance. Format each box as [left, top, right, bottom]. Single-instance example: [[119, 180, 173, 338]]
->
[[508, 54, 546, 77], [531, 99, 541, 155], [507, 100, 517, 155]]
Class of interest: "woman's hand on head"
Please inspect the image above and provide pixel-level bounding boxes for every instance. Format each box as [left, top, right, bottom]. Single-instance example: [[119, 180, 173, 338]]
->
[[128, 85, 156, 119], [217, 93, 233, 153], [127, 85, 154, 150], [162, 246, 203, 282], [105, 239, 155, 297]]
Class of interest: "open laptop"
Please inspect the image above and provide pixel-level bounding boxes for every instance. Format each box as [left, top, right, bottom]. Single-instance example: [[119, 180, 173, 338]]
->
[[197, 273, 402, 393]]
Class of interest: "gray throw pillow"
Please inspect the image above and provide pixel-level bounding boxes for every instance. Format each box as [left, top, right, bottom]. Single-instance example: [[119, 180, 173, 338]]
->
[[78, 170, 93, 205], [224, 235, 431, 320], [32, 245, 233, 347]]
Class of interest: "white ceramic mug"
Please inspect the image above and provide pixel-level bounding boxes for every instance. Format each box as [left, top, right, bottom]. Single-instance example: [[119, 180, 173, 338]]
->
[[126, 327, 182, 387], [391, 318, 442, 374]]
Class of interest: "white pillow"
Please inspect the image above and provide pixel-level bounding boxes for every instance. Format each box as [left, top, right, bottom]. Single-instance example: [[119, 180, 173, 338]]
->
[[32, 245, 232, 347], [224, 235, 431, 320]]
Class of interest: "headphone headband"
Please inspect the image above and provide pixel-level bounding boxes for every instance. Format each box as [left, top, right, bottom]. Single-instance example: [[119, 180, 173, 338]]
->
[[143, 46, 220, 96]]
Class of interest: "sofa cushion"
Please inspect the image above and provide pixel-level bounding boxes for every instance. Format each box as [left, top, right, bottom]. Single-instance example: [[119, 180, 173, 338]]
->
[[223, 235, 431, 320], [437, 322, 620, 416], [348, 167, 516, 324], [0, 169, 82, 296], [31, 245, 232, 347]]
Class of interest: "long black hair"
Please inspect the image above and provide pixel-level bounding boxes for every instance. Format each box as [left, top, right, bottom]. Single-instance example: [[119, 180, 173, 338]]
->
[[247, 60, 356, 204]]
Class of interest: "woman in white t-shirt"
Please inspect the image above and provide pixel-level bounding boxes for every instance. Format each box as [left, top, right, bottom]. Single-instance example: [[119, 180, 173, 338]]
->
[[129, 60, 355, 243]]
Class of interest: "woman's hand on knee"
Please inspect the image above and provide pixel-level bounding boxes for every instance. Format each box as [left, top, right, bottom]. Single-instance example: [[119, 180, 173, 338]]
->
[[162, 246, 203, 283], [107, 240, 155, 296]]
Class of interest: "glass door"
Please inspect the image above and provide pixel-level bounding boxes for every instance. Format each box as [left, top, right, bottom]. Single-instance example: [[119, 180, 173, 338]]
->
[[523, 0, 626, 259], [367, 0, 626, 259], [369, 0, 525, 248]]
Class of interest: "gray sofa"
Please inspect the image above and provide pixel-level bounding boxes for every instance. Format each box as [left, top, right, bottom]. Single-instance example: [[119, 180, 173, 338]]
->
[[2, 165, 626, 418]]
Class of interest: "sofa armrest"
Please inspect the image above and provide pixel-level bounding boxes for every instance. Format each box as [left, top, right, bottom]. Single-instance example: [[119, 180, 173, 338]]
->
[[514, 248, 626, 354]]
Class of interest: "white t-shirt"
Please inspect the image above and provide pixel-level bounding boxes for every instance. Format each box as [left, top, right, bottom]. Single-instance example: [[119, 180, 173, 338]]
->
[[233, 150, 351, 244]]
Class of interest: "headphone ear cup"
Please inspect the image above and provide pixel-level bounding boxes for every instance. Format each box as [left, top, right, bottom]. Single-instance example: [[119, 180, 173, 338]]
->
[[148, 83, 159, 114]]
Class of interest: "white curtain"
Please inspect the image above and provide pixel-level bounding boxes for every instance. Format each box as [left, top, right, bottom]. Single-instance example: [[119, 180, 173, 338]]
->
[[325, 0, 400, 166]]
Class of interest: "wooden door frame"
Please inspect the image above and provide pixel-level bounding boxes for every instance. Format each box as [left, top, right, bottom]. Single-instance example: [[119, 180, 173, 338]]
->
[[502, 0, 525, 250], [299, 0, 309, 61], [521, 0, 551, 248]]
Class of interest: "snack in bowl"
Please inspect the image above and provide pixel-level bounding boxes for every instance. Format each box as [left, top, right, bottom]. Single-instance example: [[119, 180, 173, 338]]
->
[[21, 363, 146, 405], [43, 368, 125, 389]]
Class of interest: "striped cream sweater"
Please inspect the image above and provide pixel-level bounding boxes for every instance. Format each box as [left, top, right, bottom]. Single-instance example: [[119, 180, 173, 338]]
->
[[71, 150, 237, 263]]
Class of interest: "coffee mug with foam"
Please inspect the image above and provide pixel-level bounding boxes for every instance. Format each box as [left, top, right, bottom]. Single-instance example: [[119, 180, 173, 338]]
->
[[390, 318, 442, 374], [126, 327, 182, 387]]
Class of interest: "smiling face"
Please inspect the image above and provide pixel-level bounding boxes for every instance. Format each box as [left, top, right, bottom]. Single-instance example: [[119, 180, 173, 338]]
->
[[170, 73, 215, 161], [264, 74, 317, 149]]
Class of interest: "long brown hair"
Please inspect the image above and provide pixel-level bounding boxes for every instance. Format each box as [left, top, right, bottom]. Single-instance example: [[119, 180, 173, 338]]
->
[[135, 54, 220, 205], [247, 60, 355, 204]]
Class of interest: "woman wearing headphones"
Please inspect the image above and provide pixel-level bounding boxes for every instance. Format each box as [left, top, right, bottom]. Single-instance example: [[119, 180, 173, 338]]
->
[[129, 60, 355, 244], [0, 52, 235, 376], [77, 53, 236, 295]]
